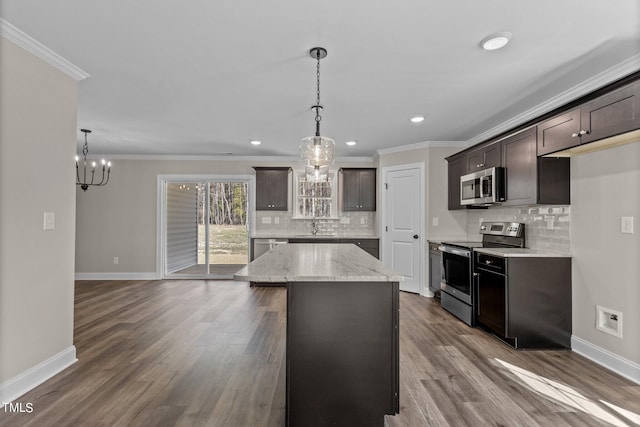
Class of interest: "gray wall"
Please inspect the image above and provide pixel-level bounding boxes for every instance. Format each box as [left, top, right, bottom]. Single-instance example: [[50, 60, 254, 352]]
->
[[378, 146, 468, 243], [75, 158, 375, 274], [571, 141, 640, 364], [0, 38, 77, 384]]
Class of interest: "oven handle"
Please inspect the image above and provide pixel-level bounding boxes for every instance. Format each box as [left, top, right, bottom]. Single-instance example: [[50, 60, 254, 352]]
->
[[439, 245, 471, 258]]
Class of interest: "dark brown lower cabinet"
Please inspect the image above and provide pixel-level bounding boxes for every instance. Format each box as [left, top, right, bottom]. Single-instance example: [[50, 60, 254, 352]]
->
[[286, 281, 399, 426], [475, 254, 571, 349]]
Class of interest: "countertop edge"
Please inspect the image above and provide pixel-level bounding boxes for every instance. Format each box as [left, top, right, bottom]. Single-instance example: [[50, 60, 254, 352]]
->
[[474, 247, 572, 258], [234, 273, 404, 282], [235, 243, 403, 282], [250, 234, 380, 239]]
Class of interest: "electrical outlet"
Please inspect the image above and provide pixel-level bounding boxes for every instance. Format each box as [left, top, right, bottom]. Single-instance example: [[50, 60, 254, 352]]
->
[[432, 217, 439, 227], [360, 217, 366, 225], [113, 257, 119, 265], [479, 217, 484, 225], [621, 216, 634, 234], [43, 212, 55, 230], [274, 217, 279, 224], [596, 305, 622, 338]]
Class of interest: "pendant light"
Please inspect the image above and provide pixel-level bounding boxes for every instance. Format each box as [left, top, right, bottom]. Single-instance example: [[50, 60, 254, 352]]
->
[[300, 47, 335, 179], [75, 129, 111, 191]]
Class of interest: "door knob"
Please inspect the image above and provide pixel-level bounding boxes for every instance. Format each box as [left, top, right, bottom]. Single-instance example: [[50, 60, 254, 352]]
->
[[413, 234, 419, 239]]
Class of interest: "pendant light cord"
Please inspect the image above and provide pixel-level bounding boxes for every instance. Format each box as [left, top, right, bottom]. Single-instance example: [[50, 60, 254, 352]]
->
[[315, 49, 322, 137]]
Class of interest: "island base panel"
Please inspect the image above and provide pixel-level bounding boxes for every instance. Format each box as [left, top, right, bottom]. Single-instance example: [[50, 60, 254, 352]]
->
[[286, 281, 399, 427]]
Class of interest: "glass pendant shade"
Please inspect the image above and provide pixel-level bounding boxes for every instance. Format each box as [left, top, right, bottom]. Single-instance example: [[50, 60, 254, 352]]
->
[[305, 165, 330, 182], [300, 135, 335, 167]]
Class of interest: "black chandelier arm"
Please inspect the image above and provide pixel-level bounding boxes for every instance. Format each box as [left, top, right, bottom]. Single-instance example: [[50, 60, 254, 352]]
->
[[75, 128, 112, 191], [76, 167, 110, 190], [76, 162, 81, 185], [75, 157, 111, 189]]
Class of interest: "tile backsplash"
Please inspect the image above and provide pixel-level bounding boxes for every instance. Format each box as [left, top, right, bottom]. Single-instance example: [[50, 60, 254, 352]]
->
[[467, 205, 571, 254], [255, 211, 377, 236]]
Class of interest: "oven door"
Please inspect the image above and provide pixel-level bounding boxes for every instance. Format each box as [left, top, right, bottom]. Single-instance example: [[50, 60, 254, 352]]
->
[[440, 246, 472, 305]]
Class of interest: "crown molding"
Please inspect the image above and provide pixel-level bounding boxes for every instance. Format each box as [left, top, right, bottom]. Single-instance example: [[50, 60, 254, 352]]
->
[[467, 53, 640, 146], [0, 18, 89, 81], [102, 154, 376, 163], [377, 141, 468, 156]]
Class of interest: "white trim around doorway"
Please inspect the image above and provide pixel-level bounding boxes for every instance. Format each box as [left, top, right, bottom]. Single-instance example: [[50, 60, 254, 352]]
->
[[380, 162, 426, 296], [156, 174, 256, 279]]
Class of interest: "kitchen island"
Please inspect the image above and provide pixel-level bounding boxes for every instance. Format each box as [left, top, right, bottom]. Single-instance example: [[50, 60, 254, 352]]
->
[[234, 243, 401, 427]]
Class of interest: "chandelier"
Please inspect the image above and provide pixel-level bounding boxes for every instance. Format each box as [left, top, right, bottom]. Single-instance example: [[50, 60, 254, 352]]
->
[[300, 47, 335, 181], [76, 129, 111, 191]]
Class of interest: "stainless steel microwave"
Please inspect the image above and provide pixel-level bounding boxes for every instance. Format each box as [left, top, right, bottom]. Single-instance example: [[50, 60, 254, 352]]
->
[[460, 167, 505, 206]]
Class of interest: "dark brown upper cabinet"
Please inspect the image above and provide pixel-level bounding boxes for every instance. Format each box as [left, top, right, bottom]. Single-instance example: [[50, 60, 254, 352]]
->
[[254, 167, 290, 211], [537, 109, 581, 156], [341, 168, 376, 211], [579, 80, 640, 144], [501, 128, 570, 206], [465, 140, 501, 173], [538, 80, 640, 156], [447, 155, 466, 210]]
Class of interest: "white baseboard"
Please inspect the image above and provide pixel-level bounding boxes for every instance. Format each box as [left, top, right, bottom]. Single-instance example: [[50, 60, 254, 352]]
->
[[572, 336, 640, 384], [0, 346, 77, 403], [75, 272, 160, 280]]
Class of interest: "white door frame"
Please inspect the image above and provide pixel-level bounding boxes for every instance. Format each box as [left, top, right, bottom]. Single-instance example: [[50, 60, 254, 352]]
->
[[380, 162, 426, 295], [157, 174, 256, 279]]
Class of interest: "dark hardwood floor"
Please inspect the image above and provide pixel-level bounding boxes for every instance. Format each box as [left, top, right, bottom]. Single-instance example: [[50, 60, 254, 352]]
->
[[1, 280, 638, 426]]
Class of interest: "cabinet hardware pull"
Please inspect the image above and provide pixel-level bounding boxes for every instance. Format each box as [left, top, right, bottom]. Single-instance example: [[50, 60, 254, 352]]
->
[[571, 133, 579, 138], [579, 129, 589, 135]]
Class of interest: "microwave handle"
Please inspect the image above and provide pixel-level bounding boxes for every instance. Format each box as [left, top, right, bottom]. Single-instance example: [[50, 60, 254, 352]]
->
[[479, 175, 489, 198]]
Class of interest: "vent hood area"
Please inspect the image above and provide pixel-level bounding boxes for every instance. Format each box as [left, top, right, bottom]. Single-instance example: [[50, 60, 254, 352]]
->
[[542, 129, 640, 158]]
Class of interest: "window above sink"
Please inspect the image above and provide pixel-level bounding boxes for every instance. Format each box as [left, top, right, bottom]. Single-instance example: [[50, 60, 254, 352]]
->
[[292, 169, 338, 219]]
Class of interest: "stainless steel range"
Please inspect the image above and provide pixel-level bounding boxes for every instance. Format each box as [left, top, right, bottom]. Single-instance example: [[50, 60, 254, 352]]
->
[[439, 222, 525, 326]]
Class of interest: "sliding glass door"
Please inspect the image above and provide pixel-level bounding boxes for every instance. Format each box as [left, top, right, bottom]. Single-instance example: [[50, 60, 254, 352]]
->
[[164, 177, 250, 279]]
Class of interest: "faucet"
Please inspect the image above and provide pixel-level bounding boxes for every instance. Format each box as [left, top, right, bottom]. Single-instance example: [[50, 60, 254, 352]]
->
[[311, 218, 320, 236]]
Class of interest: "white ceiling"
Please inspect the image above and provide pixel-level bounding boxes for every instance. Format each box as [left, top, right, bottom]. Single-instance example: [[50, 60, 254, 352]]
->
[[1, 0, 639, 158]]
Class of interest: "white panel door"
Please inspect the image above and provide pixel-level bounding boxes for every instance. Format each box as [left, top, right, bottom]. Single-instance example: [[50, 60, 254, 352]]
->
[[383, 167, 422, 293]]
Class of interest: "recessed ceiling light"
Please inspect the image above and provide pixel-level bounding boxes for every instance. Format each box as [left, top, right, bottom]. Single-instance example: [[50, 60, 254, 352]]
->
[[345, 140, 357, 146], [250, 140, 262, 146], [480, 32, 512, 51], [410, 116, 425, 123]]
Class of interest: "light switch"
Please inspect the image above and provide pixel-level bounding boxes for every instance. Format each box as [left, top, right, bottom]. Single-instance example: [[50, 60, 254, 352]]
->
[[261, 216, 272, 224], [274, 217, 279, 224], [621, 216, 634, 234], [432, 217, 439, 227], [43, 212, 55, 230]]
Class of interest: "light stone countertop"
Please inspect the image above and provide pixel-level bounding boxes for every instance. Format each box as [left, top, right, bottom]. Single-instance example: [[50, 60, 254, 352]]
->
[[234, 243, 403, 282], [474, 247, 572, 258]]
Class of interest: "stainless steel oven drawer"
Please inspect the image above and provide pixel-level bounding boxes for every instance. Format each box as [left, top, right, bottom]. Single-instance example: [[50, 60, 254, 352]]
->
[[441, 292, 474, 326]]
